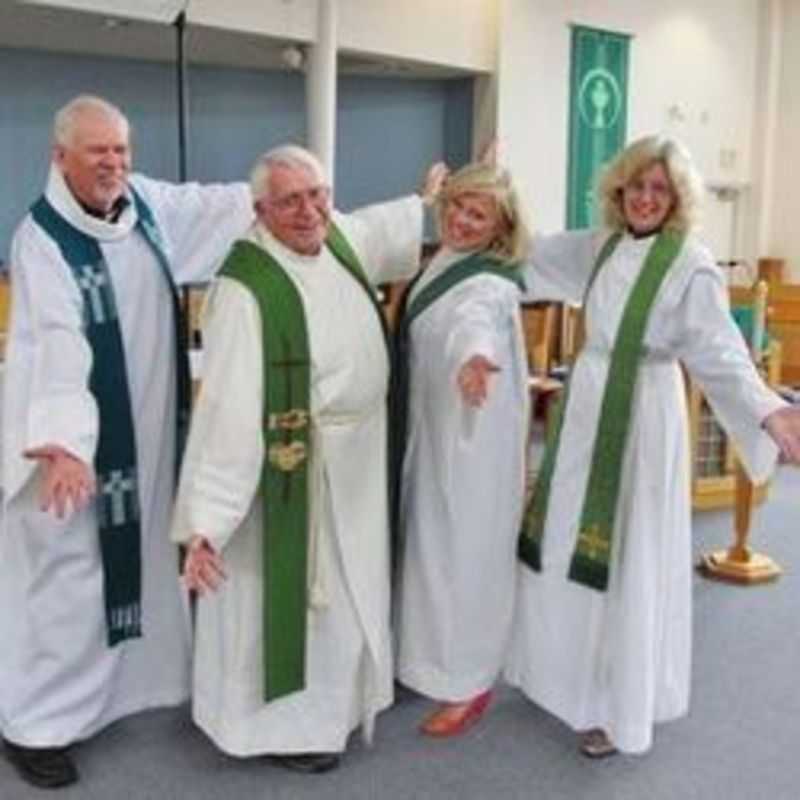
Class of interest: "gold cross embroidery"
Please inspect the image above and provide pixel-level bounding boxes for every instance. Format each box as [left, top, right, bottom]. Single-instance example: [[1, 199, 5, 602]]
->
[[268, 441, 307, 473], [578, 523, 610, 561], [267, 409, 309, 431], [269, 337, 309, 501]]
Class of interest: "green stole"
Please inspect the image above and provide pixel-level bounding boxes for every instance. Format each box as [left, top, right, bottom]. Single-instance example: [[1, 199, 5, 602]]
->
[[390, 252, 524, 545], [518, 230, 685, 590], [218, 223, 388, 703], [30, 190, 191, 646]]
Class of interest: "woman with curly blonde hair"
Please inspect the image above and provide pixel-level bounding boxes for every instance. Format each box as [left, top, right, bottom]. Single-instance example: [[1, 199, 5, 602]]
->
[[506, 135, 800, 757], [394, 161, 531, 737]]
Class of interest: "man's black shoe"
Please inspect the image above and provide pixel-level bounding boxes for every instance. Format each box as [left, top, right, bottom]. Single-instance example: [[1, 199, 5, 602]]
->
[[270, 752, 341, 774], [3, 738, 79, 789]]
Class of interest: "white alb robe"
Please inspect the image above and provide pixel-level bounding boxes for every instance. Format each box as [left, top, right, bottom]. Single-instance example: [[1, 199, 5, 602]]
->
[[505, 230, 787, 754], [170, 197, 423, 756], [396, 248, 529, 701], [0, 166, 252, 747]]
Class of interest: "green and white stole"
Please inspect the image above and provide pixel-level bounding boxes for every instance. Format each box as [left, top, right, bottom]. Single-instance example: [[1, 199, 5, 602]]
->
[[30, 190, 191, 646], [218, 223, 388, 703], [390, 252, 524, 545], [518, 230, 684, 590]]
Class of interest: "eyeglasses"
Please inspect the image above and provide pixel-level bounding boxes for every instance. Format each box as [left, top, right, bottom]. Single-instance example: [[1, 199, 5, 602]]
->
[[624, 177, 674, 200], [267, 185, 331, 214]]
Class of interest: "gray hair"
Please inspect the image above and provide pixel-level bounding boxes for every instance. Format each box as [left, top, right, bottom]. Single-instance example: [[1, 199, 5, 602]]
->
[[597, 134, 704, 234], [249, 145, 328, 202], [53, 95, 129, 148]]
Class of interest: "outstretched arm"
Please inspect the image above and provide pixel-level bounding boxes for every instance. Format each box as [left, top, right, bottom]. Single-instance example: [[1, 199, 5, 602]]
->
[[676, 266, 788, 482], [130, 175, 254, 285], [170, 279, 265, 555]]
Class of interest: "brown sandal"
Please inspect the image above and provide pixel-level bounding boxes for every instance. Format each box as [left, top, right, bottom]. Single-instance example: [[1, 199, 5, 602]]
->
[[580, 728, 617, 758]]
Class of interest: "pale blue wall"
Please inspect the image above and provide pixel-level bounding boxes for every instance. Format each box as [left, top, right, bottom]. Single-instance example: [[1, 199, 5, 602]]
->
[[0, 46, 473, 261]]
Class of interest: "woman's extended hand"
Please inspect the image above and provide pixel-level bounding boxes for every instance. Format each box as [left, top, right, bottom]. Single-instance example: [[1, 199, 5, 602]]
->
[[457, 354, 500, 408], [763, 405, 800, 463]]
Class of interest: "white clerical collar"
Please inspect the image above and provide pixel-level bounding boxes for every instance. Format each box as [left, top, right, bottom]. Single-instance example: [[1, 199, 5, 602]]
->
[[249, 221, 327, 265], [44, 164, 137, 242], [624, 227, 660, 243]]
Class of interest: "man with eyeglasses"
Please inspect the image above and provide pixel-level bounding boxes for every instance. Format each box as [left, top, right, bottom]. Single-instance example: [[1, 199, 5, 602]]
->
[[171, 145, 445, 773]]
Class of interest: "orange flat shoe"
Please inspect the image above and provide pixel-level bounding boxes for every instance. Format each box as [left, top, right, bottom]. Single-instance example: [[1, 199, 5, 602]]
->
[[419, 690, 493, 738]]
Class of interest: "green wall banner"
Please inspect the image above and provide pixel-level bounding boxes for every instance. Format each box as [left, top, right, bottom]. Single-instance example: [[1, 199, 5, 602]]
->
[[566, 25, 630, 229]]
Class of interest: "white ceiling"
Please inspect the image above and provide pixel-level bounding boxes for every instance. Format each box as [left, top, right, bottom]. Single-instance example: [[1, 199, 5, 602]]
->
[[2, 1, 470, 78]]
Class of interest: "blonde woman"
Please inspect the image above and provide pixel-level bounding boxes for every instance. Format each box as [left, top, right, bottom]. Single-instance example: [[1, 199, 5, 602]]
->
[[394, 162, 530, 737], [506, 135, 800, 757]]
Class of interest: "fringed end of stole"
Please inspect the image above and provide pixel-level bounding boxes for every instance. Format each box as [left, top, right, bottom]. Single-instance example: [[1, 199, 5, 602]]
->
[[567, 556, 608, 592], [517, 533, 542, 572], [107, 602, 142, 647]]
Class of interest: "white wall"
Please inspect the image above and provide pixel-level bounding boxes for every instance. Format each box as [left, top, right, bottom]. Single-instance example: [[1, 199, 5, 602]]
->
[[337, 0, 496, 72], [26, 0, 800, 273], [191, 0, 497, 71], [496, 0, 761, 263], [64, 0, 497, 73], [768, 0, 800, 281], [187, 0, 317, 43], [19, 0, 186, 22]]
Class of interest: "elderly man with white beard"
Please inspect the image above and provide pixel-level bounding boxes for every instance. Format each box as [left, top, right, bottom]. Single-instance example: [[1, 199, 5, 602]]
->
[[0, 94, 253, 789]]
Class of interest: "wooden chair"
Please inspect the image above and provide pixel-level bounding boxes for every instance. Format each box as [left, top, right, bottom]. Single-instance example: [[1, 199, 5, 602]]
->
[[520, 301, 564, 426]]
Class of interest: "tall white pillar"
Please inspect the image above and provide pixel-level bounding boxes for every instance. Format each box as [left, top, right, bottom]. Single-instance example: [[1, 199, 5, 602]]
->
[[306, 0, 338, 186], [749, 0, 783, 262]]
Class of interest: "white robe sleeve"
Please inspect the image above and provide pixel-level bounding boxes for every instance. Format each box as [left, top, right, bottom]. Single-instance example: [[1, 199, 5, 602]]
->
[[672, 266, 787, 482], [171, 278, 264, 552], [523, 229, 599, 303], [130, 174, 254, 285], [10, 222, 98, 467], [443, 276, 516, 369], [334, 195, 424, 284]]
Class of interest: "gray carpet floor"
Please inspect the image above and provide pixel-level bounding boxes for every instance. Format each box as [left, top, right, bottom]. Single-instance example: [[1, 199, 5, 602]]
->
[[1, 467, 798, 800]]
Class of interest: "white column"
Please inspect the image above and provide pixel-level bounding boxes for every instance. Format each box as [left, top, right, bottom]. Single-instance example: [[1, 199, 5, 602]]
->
[[748, 0, 783, 262], [306, 0, 338, 186]]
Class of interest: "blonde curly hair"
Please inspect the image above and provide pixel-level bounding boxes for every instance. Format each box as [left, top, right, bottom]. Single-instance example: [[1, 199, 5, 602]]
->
[[597, 135, 704, 234], [436, 162, 530, 265]]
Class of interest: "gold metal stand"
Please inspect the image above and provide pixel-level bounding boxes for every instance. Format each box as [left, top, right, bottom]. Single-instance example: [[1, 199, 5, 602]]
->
[[699, 460, 782, 584]]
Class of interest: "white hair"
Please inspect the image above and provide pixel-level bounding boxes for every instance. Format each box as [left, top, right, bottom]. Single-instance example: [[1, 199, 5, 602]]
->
[[249, 145, 328, 202], [53, 95, 129, 148]]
